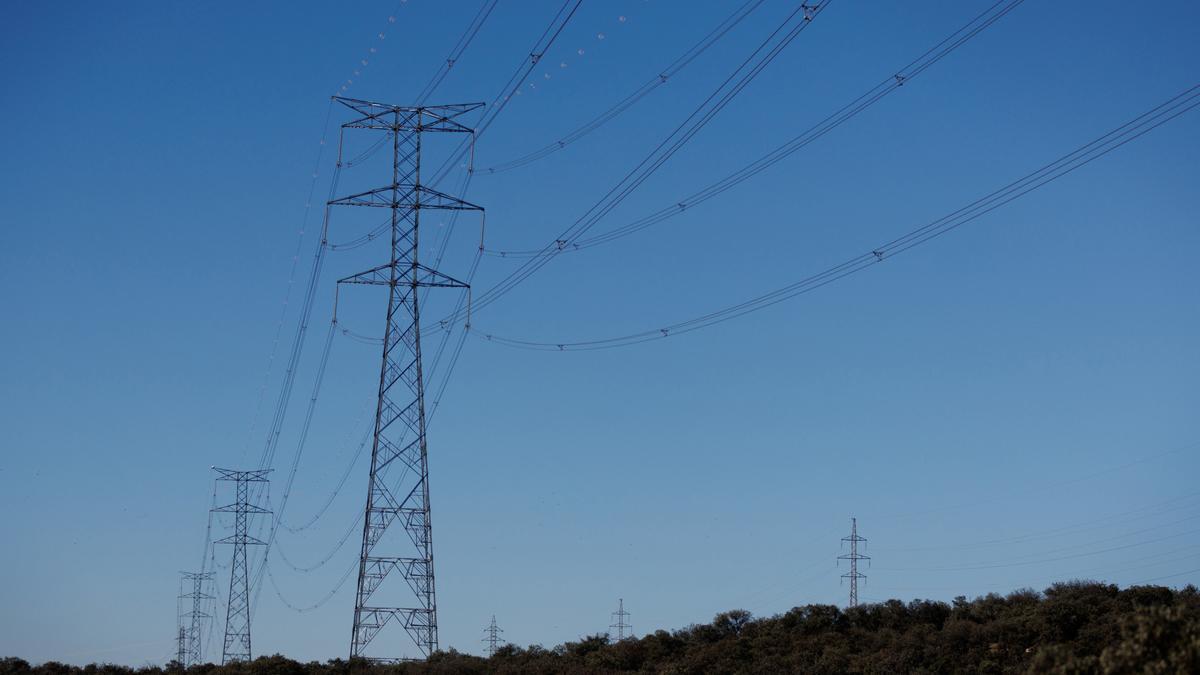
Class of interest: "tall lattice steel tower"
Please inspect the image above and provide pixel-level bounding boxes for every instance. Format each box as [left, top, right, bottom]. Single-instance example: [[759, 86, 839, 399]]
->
[[180, 571, 214, 666], [482, 615, 503, 657], [838, 517, 869, 607], [212, 468, 271, 663], [610, 598, 632, 641], [328, 96, 483, 662]]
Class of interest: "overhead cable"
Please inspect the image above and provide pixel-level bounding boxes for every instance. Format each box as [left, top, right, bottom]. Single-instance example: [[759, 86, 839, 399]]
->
[[472, 83, 1200, 351], [427, 0, 587, 188], [480, 0, 769, 174], [484, 0, 1024, 259], [456, 0, 836, 321], [415, 0, 501, 105]]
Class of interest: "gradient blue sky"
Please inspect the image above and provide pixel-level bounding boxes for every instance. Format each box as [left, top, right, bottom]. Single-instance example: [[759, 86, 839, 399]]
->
[[1, 0, 1198, 666]]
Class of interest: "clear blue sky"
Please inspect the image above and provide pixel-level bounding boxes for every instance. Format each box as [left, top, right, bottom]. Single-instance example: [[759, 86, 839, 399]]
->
[[1, 0, 1198, 666]]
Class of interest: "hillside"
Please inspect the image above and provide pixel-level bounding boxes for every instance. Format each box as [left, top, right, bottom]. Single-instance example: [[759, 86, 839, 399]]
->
[[4, 582, 1198, 674]]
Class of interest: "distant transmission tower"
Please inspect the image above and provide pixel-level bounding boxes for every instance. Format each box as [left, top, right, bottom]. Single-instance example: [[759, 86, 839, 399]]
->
[[181, 571, 214, 666], [610, 598, 632, 641], [837, 517, 869, 607], [175, 626, 187, 668], [212, 468, 271, 664], [482, 615, 503, 657], [329, 97, 483, 662], [175, 575, 187, 666]]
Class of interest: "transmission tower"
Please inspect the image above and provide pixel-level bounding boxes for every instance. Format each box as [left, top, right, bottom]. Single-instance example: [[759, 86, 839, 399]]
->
[[610, 598, 632, 641], [481, 615, 503, 657], [837, 517, 869, 607], [329, 96, 483, 662], [212, 468, 271, 664], [175, 575, 187, 666], [175, 626, 187, 668], [181, 571, 214, 666]]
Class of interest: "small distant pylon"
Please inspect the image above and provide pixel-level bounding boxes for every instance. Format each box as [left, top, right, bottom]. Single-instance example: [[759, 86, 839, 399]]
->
[[175, 626, 187, 668], [181, 571, 214, 666], [837, 517, 869, 607], [482, 615, 504, 657], [609, 598, 632, 641]]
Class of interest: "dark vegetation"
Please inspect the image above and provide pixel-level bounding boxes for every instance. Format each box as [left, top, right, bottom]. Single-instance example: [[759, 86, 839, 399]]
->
[[5, 582, 1198, 674]]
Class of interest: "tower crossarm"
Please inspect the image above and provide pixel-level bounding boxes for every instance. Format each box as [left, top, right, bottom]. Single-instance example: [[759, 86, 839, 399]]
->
[[327, 184, 482, 210], [333, 97, 483, 132], [337, 263, 469, 289]]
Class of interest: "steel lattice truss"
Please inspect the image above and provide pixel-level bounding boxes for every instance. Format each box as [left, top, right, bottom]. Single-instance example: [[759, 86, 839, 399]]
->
[[838, 517, 869, 608], [212, 468, 271, 664], [180, 571, 214, 666], [330, 97, 482, 662]]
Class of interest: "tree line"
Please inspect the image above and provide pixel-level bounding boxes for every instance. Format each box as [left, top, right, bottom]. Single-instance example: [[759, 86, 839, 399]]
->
[[4, 581, 1198, 674]]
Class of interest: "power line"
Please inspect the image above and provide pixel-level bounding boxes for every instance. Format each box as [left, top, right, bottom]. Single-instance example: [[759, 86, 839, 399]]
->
[[239, 100, 336, 465], [253, 163, 342, 475], [500, 10, 637, 103], [483, 0, 1025, 259], [240, 0, 417, 463], [876, 441, 1200, 524], [317, 1, 588, 512], [1135, 567, 1200, 585], [426, 0, 584, 188], [479, 0, 768, 174], [456, 0, 835, 321], [248, 320, 339, 597], [880, 525, 1200, 574], [266, 558, 359, 614], [239, 135, 349, 582], [279, 419, 372, 534], [336, 0, 420, 98], [237, 0, 426, 474], [267, 432, 438, 611], [415, 0, 501, 105], [348, 0, 591, 492], [873, 492, 1200, 554], [198, 478, 219, 576], [396, 1, 591, 456], [869, 544, 1200, 596], [270, 322, 451, 545], [275, 511, 361, 574], [471, 82, 1200, 351], [203, 489, 223, 661]]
